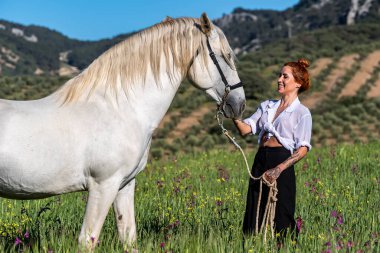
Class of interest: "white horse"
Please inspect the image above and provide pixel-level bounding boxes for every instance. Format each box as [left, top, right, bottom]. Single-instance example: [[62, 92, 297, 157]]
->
[[0, 14, 245, 247]]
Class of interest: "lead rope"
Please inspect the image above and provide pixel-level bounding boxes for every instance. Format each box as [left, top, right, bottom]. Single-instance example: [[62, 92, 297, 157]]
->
[[216, 110, 278, 242]]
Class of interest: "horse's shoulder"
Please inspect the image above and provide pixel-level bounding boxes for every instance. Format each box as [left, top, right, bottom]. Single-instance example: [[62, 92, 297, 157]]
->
[[0, 99, 13, 112]]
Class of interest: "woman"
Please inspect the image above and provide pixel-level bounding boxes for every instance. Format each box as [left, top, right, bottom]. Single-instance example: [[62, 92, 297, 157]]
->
[[233, 59, 312, 239]]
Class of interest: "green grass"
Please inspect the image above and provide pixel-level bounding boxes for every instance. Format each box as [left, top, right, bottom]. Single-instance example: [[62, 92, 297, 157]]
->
[[0, 142, 379, 252]]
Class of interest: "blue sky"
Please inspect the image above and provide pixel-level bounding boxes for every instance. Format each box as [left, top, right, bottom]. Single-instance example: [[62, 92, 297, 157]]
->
[[0, 0, 299, 41]]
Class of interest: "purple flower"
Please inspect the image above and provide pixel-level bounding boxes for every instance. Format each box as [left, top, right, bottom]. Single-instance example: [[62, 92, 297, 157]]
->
[[48, 250, 53, 253], [24, 230, 29, 239], [296, 216, 303, 233], [304, 182, 309, 187], [325, 241, 331, 247], [337, 215, 344, 225], [317, 157, 321, 164], [330, 210, 337, 218], [216, 200, 223, 206], [364, 241, 371, 248], [347, 241, 353, 248], [160, 242, 165, 248], [336, 240, 344, 250], [15, 237, 23, 246], [322, 249, 332, 253]]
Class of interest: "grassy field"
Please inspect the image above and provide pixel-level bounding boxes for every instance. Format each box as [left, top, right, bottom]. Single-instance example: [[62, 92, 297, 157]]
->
[[0, 141, 379, 252]]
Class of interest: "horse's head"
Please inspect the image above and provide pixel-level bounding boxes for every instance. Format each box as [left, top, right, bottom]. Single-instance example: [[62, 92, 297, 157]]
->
[[187, 13, 246, 120]]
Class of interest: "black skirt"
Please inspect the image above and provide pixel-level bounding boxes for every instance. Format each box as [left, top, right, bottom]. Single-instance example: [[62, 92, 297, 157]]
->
[[243, 146, 296, 236]]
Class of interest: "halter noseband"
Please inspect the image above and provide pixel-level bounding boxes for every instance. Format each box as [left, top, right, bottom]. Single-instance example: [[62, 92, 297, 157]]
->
[[206, 38, 243, 111]]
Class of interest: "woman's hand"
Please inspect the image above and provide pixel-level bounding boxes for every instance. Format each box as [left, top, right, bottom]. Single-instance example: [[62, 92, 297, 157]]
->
[[232, 119, 251, 136], [263, 167, 282, 184]]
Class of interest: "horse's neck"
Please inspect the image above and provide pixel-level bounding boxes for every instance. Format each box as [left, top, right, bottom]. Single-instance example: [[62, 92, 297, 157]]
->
[[121, 74, 182, 131], [53, 54, 186, 133]]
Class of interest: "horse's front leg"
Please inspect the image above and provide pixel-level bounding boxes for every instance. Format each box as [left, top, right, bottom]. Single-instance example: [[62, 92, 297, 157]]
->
[[113, 179, 136, 245], [78, 177, 121, 249], [113, 141, 150, 246]]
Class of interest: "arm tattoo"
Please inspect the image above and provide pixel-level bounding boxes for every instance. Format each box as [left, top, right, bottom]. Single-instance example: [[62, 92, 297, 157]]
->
[[282, 150, 303, 170], [267, 167, 281, 179]]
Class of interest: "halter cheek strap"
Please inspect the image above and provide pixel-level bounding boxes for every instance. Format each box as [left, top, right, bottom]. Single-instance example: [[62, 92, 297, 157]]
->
[[206, 38, 243, 92]]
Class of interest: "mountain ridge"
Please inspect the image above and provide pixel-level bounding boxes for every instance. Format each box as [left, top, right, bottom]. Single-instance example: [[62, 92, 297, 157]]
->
[[1, 0, 380, 76]]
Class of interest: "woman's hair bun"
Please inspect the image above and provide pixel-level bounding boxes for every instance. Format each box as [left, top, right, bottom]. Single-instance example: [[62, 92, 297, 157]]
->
[[297, 58, 310, 68]]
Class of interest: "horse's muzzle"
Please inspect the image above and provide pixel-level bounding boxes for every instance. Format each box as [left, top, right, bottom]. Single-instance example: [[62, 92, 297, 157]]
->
[[222, 96, 246, 119]]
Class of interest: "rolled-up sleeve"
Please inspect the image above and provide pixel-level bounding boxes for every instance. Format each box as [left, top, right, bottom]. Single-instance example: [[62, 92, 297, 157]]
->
[[243, 106, 263, 135], [294, 114, 312, 150]]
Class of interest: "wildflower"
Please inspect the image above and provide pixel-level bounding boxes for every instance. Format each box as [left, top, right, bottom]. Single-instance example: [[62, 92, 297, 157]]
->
[[216, 200, 223, 206], [330, 210, 337, 218], [336, 240, 344, 250], [325, 241, 331, 247], [160, 242, 165, 248], [15, 237, 22, 246], [173, 186, 180, 194], [347, 241, 353, 248], [296, 216, 303, 233], [24, 230, 29, 239], [156, 180, 164, 189], [317, 157, 321, 164], [304, 182, 309, 187], [337, 215, 344, 225]]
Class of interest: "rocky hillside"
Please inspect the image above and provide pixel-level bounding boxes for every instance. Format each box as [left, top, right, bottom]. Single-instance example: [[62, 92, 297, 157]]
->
[[215, 0, 380, 53], [1, 0, 380, 76], [0, 20, 132, 76]]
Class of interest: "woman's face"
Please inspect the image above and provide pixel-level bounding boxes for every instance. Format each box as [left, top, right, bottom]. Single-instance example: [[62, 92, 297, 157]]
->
[[277, 66, 301, 96]]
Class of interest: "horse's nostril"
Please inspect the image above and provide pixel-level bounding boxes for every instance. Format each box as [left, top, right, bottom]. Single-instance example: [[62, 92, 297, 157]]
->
[[241, 103, 246, 112]]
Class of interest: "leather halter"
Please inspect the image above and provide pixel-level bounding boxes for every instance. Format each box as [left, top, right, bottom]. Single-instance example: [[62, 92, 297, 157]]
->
[[206, 38, 243, 111], [206, 38, 243, 92]]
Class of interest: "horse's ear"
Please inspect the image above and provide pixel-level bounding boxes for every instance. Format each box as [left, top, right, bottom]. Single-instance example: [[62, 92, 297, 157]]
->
[[200, 13, 213, 35], [163, 16, 174, 23]]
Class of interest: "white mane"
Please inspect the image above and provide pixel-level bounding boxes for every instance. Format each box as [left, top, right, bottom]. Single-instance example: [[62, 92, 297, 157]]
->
[[58, 17, 235, 104]]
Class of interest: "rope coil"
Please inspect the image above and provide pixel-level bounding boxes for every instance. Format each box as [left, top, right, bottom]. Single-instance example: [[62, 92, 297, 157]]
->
[[216, 110, 278, 242]]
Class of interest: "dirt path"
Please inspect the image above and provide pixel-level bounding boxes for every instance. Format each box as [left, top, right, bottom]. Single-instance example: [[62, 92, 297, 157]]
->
[[158, 111, 180, 129], [367, 72, 380, 98], [309, 57, 333, 77], [303, 54, 358, 108], [167, 104, 213, 141], [339, 50, 380, 98]]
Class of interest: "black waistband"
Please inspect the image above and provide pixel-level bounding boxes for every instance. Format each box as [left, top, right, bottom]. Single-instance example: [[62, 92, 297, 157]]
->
[[258, 146, 290, 153]]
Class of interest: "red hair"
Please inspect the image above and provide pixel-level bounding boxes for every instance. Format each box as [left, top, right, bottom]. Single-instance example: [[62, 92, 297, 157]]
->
[[284, 58, 311, 93]]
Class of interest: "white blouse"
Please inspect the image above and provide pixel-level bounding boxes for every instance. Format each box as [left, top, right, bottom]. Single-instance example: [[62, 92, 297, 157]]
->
[[243, 97, 312, 153]]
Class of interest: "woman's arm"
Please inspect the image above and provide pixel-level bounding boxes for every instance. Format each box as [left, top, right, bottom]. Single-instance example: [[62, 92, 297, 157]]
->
[[264, 146, 308, 183], [233, 119, 252, 136]]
